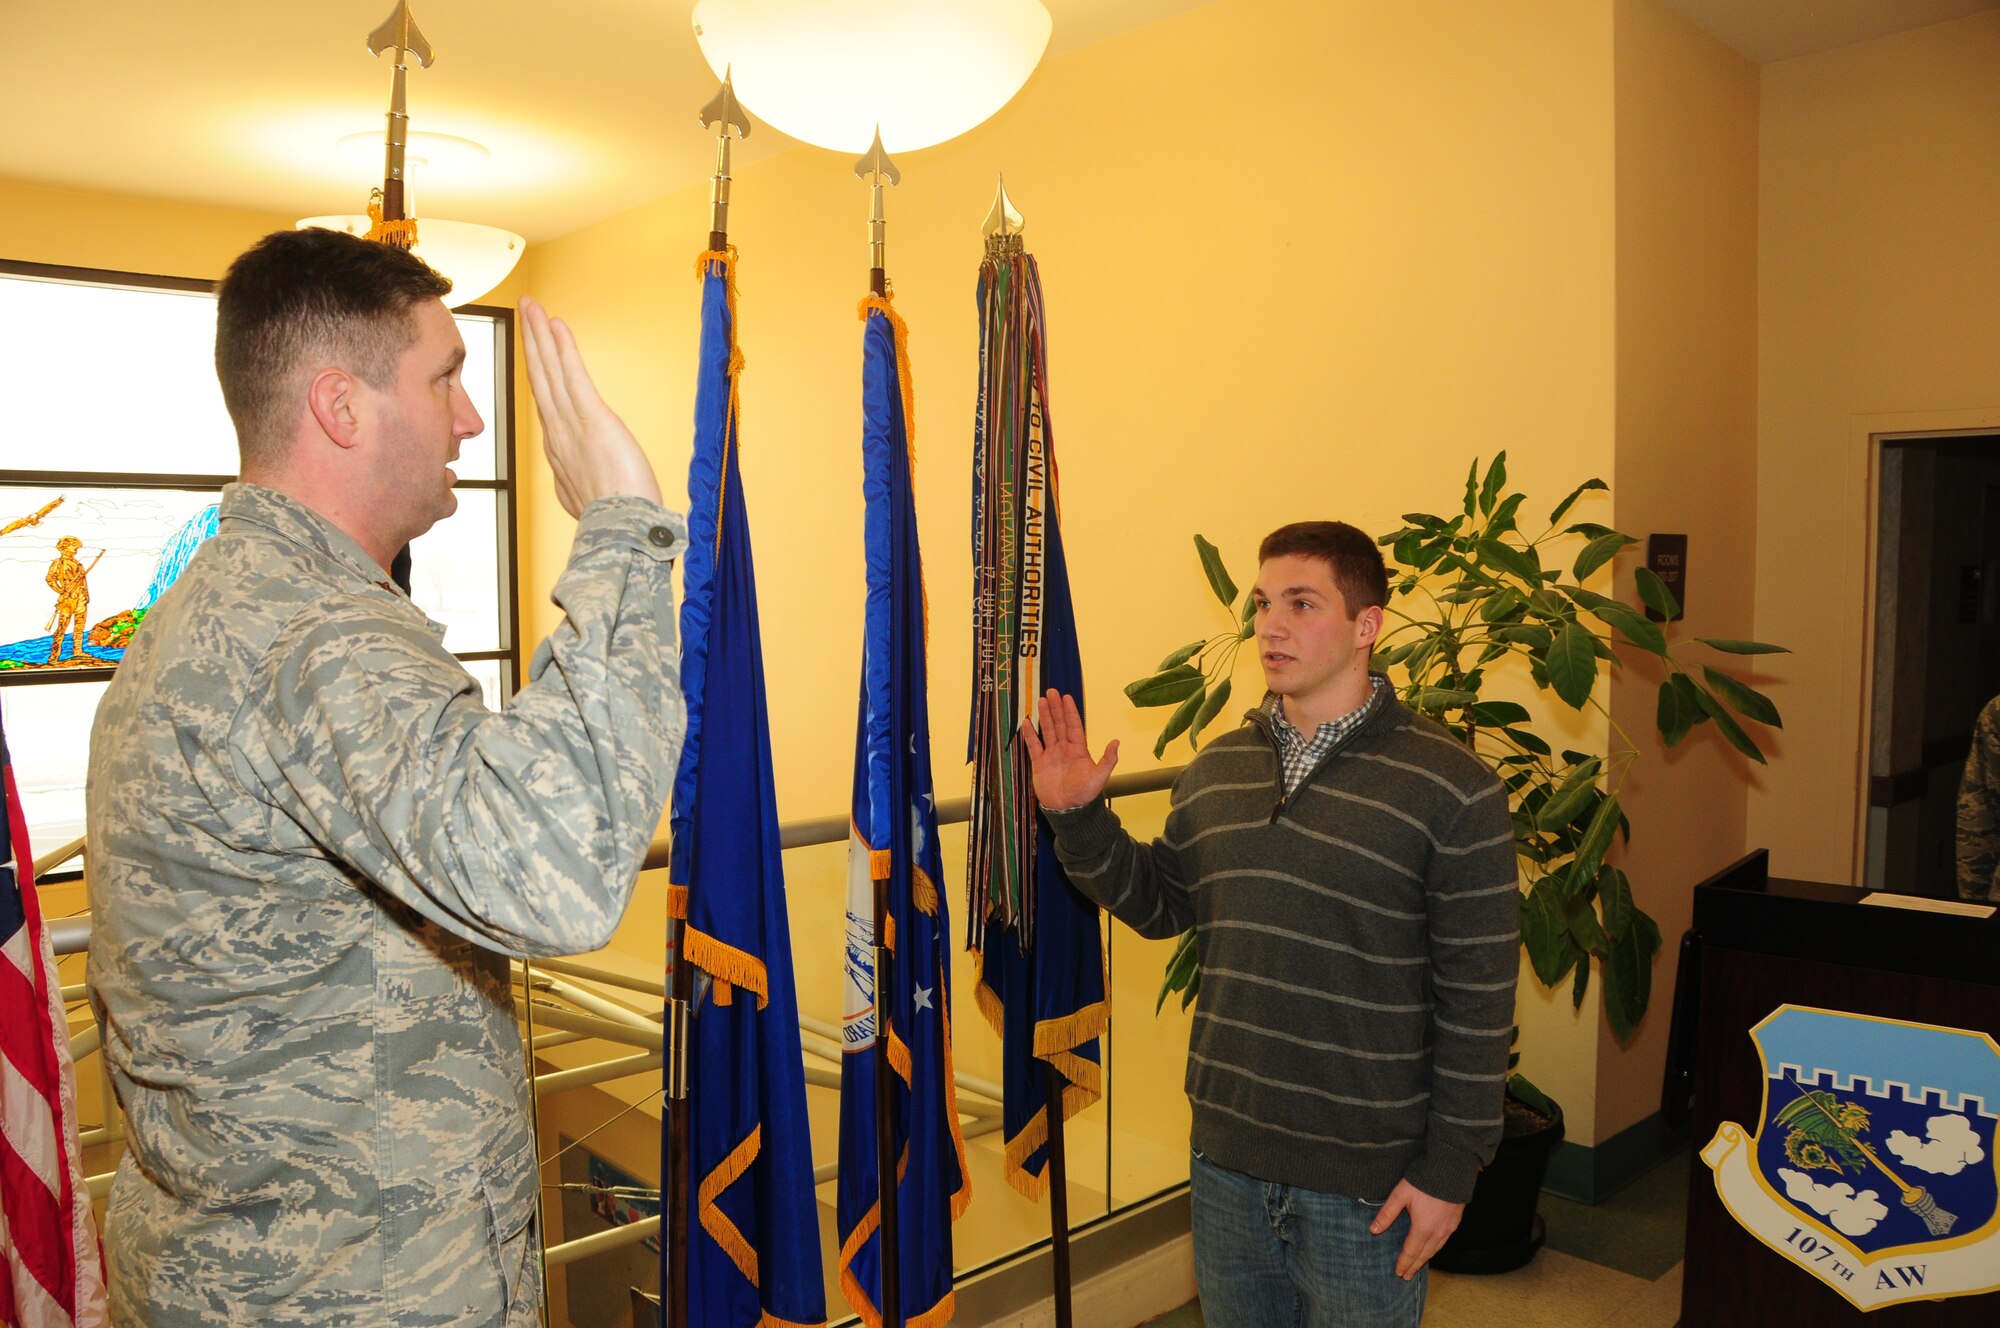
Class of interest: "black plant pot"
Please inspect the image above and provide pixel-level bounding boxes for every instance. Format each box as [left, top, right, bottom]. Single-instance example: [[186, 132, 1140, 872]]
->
[[1429, 1097, 1565, 1275]]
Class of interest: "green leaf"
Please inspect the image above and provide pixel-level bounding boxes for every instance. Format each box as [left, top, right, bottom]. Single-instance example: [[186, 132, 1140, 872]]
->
[[1545, 619, 1598, 709], [1571, 954, 1591, 1009], [1697, 638, 1791, 656], [1604, 909, 1661, 1040], [1490, 623, 1553, 653], [1155, 689, 1205, 757], [1125, 665, 1204, 708], [1241, 591, 1258, 625], [1487, 491, 1527, 536], [1521, 877, 1574, 987], [1478, 451, 1509, 516], [1501, 726, 1553, 756], [1633, 566, 1681, 621], [1572, 531, 1637, 583], [1374, 640, 1417, 668], [1463, 458, 1481, 519], [1509, 1072, 1559, 1118], [1190, 677, 1233, 745], [1657, 675, 1699, 747], [1470, 700, 1530, 727], [1194, 534, 1238, 609], [1585, 599, 1667, 655], [1598, 866, 1634, 941], [1536, 757, 1603, 833], [1702, 667, 1783, 729], [1479, 587, 1525, 623], [1416, 687, 1479, 712], [1154, 927, 1200, 1015], [1694, 682, 1768, 763], [1478, 537, 1543, 584], [1568, 791, 1621, 886], [1548, 478, 1608, 527], [1157, 639, 1205, 671], [1567, 894, 1610, 956]]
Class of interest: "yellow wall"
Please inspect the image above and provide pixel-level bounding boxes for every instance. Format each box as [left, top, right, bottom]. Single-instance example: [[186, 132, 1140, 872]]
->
[[0, 177, 296, 280], [1598, 0, 1759, 1145], [1749, 9, 2000, 882], [518, 0, 1624, 1137], [519, 0, 1619, 817]]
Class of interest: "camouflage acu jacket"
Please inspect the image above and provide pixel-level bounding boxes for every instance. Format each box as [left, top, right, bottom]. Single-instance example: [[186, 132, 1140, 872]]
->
[[1960, 695, 2000, 902], [86, 483, 686, 1326]]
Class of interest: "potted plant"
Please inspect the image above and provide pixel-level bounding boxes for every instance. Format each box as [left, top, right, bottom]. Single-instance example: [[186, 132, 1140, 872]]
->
[[1134, 453, 1785, 1271]]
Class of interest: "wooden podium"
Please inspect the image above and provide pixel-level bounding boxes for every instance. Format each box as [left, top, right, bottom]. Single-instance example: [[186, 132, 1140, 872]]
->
[[1677, 851, 2000, 1325]]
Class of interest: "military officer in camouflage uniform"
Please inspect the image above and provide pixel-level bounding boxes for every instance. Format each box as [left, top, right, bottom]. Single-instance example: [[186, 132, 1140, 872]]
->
[[86, 227, 686, 1326], [1959, 696, 2000, 902]]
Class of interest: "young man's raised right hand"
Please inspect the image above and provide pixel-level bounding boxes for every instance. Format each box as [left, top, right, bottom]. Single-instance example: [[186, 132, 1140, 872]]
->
[[1020, 689, 1121, 812]]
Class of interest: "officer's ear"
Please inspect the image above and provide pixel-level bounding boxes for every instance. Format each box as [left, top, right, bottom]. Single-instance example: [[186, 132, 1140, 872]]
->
[[305, 366, 363, 451]]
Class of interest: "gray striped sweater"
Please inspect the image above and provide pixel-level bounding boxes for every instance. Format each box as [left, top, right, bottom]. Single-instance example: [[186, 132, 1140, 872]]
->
[[1048, 683, 1519, 1203]]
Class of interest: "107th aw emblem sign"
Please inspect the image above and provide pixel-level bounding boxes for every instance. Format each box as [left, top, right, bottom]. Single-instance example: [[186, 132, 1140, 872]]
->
[[1703, 1005, 2000, 1311]]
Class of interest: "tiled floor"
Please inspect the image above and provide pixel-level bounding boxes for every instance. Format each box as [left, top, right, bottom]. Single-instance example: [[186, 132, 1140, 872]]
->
[[1143, 1150, 1691, 1327]]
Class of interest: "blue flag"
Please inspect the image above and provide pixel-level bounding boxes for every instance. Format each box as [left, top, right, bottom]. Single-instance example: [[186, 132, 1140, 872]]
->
[[838, 297, 970, 1327], [665, 250, 826, 1328], [967, 247, 1106, 1197]]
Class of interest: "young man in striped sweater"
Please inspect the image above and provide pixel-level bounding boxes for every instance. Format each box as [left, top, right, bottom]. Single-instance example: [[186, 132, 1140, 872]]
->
[[1022, 521, 1519, 1326]]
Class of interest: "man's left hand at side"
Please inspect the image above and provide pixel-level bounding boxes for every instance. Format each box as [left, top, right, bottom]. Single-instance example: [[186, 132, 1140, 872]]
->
[[1371, 1178, 1465, 1280]]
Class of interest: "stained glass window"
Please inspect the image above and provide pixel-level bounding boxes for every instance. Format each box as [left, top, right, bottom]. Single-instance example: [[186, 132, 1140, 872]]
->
[[0, 260, 519, 862]]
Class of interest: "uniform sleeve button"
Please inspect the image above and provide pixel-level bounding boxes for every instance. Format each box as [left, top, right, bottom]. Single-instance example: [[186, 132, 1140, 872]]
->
[[648, 526, 676, 549]]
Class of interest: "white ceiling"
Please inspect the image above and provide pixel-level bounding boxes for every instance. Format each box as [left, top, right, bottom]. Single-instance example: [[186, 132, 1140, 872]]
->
[[2, 1, 1992, 246]]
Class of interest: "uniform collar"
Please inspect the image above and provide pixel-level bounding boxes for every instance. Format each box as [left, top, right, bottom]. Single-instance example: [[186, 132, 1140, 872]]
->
[[219, 482, 406, 597]]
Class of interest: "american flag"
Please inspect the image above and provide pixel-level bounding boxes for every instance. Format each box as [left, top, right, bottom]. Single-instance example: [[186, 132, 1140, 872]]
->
[[0, 706, 106, 1327]]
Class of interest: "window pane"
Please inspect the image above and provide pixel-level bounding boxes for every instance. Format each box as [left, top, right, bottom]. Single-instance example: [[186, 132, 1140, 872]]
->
[[1, 681, 105, 856], [0, 485, 220, 673], [462, 657, 506, 713], [407, 489, 503, 654], [0, 274, 237, 475], [452, 312, 501, 481]]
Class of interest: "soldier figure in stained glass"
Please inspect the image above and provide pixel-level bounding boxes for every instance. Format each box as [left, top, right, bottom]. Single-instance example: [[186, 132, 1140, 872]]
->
[[44, 535, 98, 664]]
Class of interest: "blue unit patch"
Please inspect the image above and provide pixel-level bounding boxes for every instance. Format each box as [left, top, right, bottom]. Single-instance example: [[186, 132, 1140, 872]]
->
[[1704, 1005, 2000, 1311]]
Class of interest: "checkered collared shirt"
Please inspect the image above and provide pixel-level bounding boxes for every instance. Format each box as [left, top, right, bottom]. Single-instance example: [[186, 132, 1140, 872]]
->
[[1263, 675, 1387, 794]]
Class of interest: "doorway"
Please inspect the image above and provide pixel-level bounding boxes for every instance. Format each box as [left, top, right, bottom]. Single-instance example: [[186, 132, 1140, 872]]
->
[[1864, 433, 2000, 896]]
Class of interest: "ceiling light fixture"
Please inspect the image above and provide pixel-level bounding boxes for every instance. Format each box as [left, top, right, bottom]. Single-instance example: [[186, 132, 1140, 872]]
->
[[690, 0, 1053, 154], [299, 4, 525, 308], [299, 138, 525, 308]]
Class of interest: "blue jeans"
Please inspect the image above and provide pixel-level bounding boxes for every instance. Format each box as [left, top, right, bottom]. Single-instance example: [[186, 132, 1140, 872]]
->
[[1190, 1152, 1427, 1328]]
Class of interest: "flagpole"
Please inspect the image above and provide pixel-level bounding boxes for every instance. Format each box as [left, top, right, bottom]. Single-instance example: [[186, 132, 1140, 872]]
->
[[856, 125, 903, 1328], [662, 78, 753, 1328], [980, 175, 1078, 1328]]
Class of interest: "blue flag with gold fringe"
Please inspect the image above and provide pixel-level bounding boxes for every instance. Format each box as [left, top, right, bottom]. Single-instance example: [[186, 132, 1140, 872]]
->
[[966, 244, 1106, 1197], [665, 249, 826, 1328], [837, 295, 970, 1327]]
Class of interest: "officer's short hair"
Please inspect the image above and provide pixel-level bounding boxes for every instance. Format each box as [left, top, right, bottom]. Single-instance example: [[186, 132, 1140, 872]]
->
[[1258, 521, 1388, 616], [215, 228, 452, 467]]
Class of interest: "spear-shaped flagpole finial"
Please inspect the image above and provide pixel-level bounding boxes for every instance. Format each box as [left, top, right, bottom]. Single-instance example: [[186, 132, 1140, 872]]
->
[[983, 174, 1023, 238], [364, 1, 435, 245], [983, 173, 1024, 259], [854, 126, 901, 297], [699, 69, 752, 249]]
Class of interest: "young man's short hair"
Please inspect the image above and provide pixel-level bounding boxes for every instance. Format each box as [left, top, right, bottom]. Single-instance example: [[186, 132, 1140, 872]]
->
[[215, 228, 453, 467], [1258, 521, 1388, 616]]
